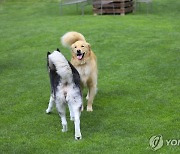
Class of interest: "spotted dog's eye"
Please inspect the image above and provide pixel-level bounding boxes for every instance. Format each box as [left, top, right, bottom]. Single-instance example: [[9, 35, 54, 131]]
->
[[81, 45, 84, 48], [75, 46, 77, 48]]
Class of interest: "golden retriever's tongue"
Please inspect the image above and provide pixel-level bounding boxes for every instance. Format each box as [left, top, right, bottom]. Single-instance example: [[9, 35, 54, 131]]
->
[[77, 55, 82, 60]]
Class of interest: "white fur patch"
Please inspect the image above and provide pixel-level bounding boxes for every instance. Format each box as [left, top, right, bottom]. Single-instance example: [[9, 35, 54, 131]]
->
[[48, 51, 72, 83]]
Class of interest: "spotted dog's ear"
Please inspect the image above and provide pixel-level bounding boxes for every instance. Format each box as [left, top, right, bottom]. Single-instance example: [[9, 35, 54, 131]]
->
[[57, 48, 60, 52], [47, 52, 51, 68], [47, 52, 51, 58]]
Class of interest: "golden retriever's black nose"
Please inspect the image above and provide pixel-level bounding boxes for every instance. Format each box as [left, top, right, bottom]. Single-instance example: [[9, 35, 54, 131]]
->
[[77, 50, 81, 54]]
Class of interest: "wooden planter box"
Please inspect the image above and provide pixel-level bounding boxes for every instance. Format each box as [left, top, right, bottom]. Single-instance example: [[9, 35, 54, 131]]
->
[[93, 0, 134, 15]]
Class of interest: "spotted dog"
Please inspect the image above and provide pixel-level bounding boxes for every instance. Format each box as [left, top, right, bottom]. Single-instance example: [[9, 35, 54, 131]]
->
[[46, 49, 82, 140]]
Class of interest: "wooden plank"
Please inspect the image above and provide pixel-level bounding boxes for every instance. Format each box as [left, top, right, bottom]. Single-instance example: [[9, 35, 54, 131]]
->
[[93, 6, 133, 14], [93, 0, 134, 15], [93, 1, 133, 8]]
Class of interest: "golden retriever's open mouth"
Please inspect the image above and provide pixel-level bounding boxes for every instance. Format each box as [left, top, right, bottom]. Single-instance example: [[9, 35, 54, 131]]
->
[[77, 53, 85, 60]]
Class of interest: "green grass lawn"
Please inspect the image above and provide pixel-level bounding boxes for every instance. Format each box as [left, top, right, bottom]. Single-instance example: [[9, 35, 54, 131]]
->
[[0, 0, 180, 153]]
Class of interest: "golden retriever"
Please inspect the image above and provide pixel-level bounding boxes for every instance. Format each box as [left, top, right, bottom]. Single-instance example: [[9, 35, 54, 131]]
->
[[61, 32, 97, 111]]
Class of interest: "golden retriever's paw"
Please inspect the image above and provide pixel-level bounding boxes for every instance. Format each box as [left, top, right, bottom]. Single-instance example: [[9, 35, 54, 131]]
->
[[87, 106, 93, 112], [81, 105, 84, 111], [86, 94, 89, 100]]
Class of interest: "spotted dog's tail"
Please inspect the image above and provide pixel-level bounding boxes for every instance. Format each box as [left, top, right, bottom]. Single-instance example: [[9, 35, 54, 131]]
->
[[47, 49, 73, 96]]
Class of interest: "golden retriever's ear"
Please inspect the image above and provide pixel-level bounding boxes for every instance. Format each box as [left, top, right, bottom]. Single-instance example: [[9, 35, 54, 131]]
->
[[70, 44, 74, 52], [87, 43, 91, 51]]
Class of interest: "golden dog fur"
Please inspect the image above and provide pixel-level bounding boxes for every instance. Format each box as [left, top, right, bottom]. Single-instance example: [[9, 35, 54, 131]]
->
[[61, 32, 97, 111]]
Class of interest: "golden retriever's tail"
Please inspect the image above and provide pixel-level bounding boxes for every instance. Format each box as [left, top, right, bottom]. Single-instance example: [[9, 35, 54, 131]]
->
[[61, 31, 86, 48]]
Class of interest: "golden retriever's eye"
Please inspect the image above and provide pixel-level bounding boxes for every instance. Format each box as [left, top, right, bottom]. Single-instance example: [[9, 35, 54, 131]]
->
[[75, 46, 77, 48], [81, 45, 84, 48]]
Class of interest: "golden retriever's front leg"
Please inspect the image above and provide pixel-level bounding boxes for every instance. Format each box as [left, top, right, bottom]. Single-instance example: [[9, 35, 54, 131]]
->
[[87, 85, 96, 112]]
